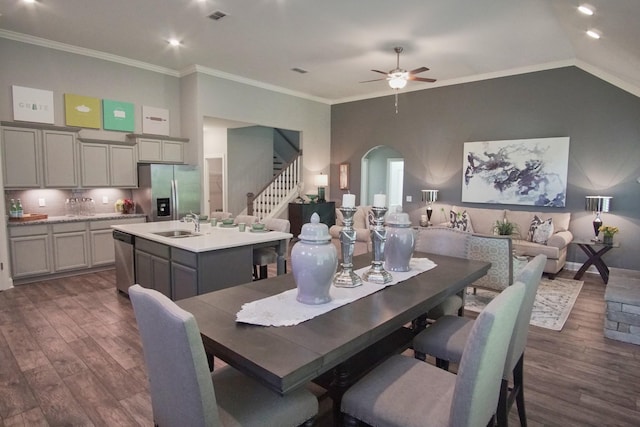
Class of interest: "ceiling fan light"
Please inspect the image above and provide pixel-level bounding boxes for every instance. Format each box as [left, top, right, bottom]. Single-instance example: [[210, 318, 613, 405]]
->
[[388, 72, 408, 89]]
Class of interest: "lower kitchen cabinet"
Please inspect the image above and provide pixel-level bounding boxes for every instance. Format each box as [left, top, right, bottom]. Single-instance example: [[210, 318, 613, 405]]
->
[[9, 225, 51, 278], [8, 216, 145, 284], [135, 246, 171, 298]]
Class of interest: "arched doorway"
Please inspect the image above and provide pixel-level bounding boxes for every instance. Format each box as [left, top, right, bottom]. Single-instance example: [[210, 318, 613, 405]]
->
[[360, 145, 404, 208]]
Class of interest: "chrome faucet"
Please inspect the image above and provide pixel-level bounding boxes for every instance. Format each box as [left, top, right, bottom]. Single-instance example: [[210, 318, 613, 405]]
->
[[184, 213, 200, 233]]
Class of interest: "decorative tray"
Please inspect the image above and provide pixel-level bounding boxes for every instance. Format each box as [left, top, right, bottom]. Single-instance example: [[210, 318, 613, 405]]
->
[[9, 213, 49, 222]]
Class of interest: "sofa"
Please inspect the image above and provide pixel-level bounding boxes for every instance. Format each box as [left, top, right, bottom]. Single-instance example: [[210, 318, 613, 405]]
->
[[329, 206, 373, 256], [440, 205, 573, 277]]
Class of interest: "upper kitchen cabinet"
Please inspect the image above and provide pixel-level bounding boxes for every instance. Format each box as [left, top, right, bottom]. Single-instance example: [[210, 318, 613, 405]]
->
[[1, 122, 81, 189], [78, 138, 137, 188], [127, 134, 188, 164]]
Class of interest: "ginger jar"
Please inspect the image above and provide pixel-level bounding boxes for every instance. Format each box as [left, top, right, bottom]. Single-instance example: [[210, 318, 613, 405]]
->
[[384, 212, 415, 272]]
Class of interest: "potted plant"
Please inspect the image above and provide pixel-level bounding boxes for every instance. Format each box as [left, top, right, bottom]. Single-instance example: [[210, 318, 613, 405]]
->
[[494, 219, 519, 237], [599, 225, 619, 244]]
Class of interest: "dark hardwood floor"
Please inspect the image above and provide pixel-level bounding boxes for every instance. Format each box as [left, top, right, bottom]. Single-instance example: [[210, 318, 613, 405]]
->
[[0, 268, 639, 426]]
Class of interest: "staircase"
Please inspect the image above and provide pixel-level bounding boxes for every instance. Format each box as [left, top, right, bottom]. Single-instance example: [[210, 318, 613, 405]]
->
[[247, 152, 302, 220]]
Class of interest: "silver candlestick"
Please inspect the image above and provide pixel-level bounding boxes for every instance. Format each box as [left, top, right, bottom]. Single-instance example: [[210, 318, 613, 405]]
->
[[362, 206, 393, 284], [333, 207, 363, 288]]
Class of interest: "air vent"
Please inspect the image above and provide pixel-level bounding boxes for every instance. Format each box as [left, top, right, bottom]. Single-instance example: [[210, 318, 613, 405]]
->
[[291, 67, 308, 74], [208, 10, 227, 21]]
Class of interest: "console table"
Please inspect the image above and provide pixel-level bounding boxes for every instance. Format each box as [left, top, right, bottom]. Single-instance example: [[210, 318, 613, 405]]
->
[[288, 201, 336, 237], [573, 239, 619, 284]]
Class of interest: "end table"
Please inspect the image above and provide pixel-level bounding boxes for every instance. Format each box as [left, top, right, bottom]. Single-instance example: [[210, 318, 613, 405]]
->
[[572, 239, 619, 284]]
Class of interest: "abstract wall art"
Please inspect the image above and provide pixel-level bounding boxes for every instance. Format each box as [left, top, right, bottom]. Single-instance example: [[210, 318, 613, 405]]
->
[[461, 137, 570, 207]]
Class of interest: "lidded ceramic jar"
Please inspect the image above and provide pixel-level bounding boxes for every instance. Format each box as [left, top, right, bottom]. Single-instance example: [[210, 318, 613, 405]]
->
[[384, 212, 415, 272], [291, 213, 338, 305]]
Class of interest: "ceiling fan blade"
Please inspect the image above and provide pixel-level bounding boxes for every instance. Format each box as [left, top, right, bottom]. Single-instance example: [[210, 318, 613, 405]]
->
[[409, 66, 430, 75], [371, 69, 390, 75], [359, 78, 388, 83], [409, 76, 437, 83]]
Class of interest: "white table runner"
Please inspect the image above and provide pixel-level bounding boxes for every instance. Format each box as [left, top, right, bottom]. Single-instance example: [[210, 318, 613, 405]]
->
[[236, 258, 437, 327]]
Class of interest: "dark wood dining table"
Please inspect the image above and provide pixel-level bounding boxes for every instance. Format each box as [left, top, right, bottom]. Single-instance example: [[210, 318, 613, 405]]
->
[[177, 251, 490, 421]]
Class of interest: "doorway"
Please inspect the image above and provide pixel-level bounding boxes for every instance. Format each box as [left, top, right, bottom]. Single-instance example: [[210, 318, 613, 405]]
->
[[360, 145, 404, 208], [205, 157, 225, 215]]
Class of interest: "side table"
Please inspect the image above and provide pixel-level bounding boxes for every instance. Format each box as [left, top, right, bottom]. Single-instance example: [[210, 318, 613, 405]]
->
[[572, 239, 619, 284]]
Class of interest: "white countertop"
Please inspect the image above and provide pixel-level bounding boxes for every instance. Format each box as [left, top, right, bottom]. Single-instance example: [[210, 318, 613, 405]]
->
[[112, 220, 293, 253]]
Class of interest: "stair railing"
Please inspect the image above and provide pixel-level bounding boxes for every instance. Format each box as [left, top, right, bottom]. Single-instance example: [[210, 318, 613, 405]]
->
[[247, 152, 302, 220]]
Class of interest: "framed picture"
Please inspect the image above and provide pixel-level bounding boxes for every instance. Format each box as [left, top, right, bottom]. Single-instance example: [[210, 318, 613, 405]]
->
[[142, 105, 170, 135], [339, 162, 350, 190], [461, 137, 570, 207], [65, 93, 101, 128], [103, 99, 135, 132], [12, 85, 54, 124]]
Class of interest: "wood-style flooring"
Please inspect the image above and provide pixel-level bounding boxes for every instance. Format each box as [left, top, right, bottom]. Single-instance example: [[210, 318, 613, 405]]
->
[[0, 268, 639, 426]]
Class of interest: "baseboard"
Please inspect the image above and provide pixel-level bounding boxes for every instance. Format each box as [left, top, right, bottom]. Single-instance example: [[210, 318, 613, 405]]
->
[[564, 262, 640, 279]]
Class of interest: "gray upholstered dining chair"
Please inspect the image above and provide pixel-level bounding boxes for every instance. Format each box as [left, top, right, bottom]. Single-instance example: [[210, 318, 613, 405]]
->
[[234, 214, 259, 225], [341, 281, 526, 427], [128, 285, 318, 427], [252, 218, 290, 280], [413, 254, 546, 427], [210, 211, 232, 220]]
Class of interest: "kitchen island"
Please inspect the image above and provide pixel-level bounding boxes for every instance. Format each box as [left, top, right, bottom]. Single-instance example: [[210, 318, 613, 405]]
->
[[112, 220, 292, 300]]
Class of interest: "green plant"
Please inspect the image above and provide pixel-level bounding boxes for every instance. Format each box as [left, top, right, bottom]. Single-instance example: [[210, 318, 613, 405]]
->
[[494, 219, 519, 236]]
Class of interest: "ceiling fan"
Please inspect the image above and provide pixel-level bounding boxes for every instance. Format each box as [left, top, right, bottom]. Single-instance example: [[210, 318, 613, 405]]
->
[[361, 46, 437, 89]]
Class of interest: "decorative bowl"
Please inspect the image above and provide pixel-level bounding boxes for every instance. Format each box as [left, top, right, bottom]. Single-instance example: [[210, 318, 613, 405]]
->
[[222, 218, 234, 225], [198, 214, 208, 221], [306, 194, 319, 203], [252, 223, 266, 231]]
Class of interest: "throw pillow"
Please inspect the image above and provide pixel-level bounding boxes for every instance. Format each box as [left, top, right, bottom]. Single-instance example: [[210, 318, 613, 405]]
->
[[528, 215, 554, 244], [449, 210, 474, 232]]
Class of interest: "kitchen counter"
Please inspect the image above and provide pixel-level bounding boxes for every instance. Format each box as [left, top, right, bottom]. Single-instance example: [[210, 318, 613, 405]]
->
[[8, 213, 147, 226], [111, 220, 293, 253]]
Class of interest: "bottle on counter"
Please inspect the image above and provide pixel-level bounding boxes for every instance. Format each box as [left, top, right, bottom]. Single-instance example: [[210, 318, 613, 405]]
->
[[15, 199, 23, 218], [9, 199, 17, 218]]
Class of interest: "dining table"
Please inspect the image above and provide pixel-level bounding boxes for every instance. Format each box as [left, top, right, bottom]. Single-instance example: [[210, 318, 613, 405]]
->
[[176, 251, 490, 423]]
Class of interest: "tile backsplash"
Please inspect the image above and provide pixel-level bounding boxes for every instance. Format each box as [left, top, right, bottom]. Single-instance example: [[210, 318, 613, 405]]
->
[[5, 188, 133, 217]]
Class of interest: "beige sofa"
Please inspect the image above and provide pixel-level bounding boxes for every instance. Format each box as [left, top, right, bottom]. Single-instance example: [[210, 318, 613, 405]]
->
[[329, 206, 373, 256], [442, 205, 573, 277]]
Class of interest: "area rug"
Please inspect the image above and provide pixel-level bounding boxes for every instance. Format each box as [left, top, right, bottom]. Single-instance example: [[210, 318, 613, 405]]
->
[[464, 277, 583, 331]]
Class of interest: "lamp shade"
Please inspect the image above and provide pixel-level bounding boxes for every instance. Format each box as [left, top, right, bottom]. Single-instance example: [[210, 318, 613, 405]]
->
[[314, 174, 328, 187], [421, 189, 439, 203], [585, 196, 611, 212]]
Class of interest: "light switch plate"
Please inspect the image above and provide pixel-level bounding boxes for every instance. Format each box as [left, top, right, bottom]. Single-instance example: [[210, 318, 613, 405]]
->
[[102, 196, 109, 204], [406, 196, 412, 202], [38, 198, 46, 207]]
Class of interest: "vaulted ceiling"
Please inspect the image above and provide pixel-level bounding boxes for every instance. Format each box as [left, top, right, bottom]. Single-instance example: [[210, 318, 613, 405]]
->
[[1, 0, 639, 102]]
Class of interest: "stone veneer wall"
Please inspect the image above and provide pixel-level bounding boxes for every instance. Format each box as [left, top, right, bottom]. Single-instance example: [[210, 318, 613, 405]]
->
[[604, 276, 640, 345]]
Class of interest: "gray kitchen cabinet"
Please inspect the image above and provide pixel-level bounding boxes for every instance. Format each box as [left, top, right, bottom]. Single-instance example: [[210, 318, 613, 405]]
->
[[8, 225, 52, 278], [79, 139, 137, 188], [42, 129, 79, 188], [1, 122, 81, 189], [52, 222, 89, 272], [127, 134, 188, 163], [171, 247, 198, 300], [135, 237, 171, 298], [90, 217, 145, 266]]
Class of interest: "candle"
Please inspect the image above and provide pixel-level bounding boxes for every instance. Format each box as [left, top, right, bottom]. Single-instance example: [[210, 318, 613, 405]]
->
[[373, 194, 386, 207], [343, 194, 356, 208]]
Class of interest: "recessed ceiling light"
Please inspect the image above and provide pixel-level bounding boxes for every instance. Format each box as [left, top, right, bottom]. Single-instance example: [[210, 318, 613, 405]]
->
[[586, 29, 601, 39], [578, 4, 595, 16], [23, 0, 37, 3], [168, 38, 182, 47]]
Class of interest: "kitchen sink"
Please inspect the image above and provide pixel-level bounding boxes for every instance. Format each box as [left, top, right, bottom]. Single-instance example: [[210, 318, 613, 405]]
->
[[152, 230, 201, 238]]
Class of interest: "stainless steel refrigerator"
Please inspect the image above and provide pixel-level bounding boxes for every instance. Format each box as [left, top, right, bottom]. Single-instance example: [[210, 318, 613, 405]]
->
[[133, 164, 201, 221]]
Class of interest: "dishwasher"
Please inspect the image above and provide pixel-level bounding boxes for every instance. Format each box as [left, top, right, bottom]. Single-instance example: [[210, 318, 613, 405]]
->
[[113, 230, 135, 294]]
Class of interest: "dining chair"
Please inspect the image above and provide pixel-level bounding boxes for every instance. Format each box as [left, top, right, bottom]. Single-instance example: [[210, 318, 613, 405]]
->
[[412, 254, 547, 427], [211, 211, 232, 220], [252, 218, 290, 280], [341, 281, 526, 427], [128, 285, 318, 427], [234, 214, 259, 225]]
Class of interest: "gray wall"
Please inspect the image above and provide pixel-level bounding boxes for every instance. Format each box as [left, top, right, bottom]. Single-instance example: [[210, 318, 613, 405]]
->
[[227, 126, 274, 216], [331, 67, 640, 271]]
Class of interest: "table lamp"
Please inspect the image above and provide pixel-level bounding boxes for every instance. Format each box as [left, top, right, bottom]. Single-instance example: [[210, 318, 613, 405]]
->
[[421, 189, 439, 226], [585, 196, 611, 241], [314, 173, 328, 203]]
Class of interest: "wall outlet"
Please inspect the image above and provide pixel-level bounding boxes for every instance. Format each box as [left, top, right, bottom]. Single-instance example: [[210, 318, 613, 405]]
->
[[102, 196, 109, 204], [38, 198, 46, 207], [406, 195, 412, 202]]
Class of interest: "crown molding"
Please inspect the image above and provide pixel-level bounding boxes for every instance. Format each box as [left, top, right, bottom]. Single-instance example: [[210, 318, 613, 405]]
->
[[0, 29, 180, 77], [575, 59, 640, 98], [180, 65, 332, 105]]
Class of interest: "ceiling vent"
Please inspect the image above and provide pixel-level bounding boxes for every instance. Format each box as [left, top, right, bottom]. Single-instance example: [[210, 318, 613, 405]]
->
[[208, 10, 227, 21], [291, 67, 308, 74]]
